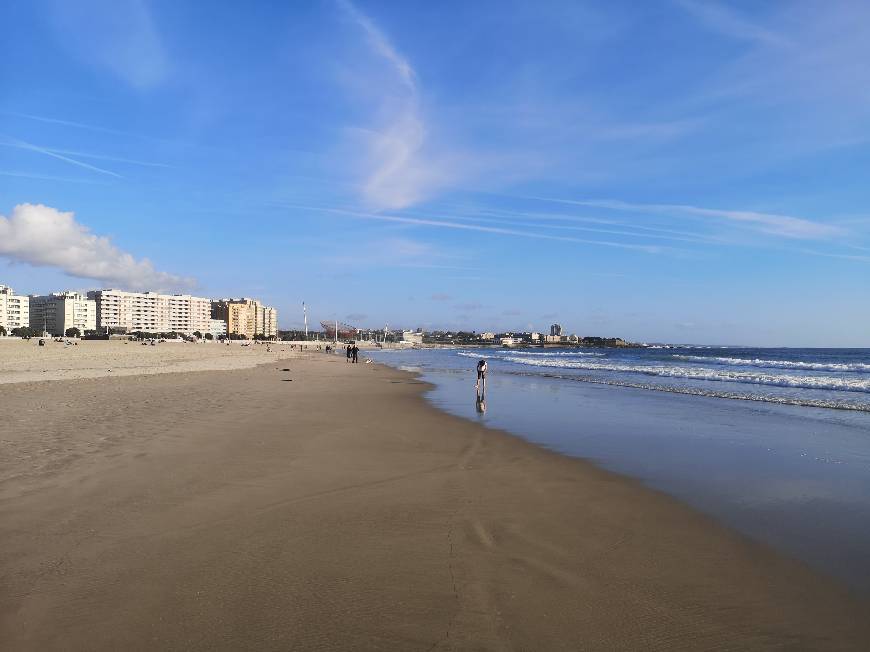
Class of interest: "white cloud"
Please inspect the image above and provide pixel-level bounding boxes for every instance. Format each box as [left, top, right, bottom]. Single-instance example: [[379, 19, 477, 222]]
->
[[0, 204, 195, 291], [338, 0, 448, 209]]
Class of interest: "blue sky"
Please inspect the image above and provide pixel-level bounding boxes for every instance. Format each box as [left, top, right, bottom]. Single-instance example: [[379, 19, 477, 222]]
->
[[1, 0, 869, 346]]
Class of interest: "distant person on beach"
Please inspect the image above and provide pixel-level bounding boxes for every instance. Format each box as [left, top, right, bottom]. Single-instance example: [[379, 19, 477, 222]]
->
[[351, 344, 359, 363], [346, 344, 352, 362], [476, 359, 487, 391]]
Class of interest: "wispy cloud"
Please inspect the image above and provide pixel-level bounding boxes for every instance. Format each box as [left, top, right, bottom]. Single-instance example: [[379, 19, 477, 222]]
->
[[2, 112, 181, 150], [337, 0, 416, 89], [337, 0, 446, 209], [44, 148, 169, 168], [794, 248, 870, 264], [320, 236, 469, 270], [527, 197, 842, 239], [2, 111, 133, 137], [0, 170, 109, 185], [675, 0, 787, 46], [1, 138, 122, 178], [47, 0, 169, 90], [289, 204, 663, 253], [0, 203, 194, 291], [405, 207, 722, 246]]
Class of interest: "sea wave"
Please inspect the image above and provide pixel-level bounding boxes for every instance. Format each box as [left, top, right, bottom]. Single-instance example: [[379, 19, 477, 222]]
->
[[500, 370, 870, 412], [456, 350, 603, 359], [494, 350, 605, 357], [501, 356, 870, 394], [671, 355, 870, 373]]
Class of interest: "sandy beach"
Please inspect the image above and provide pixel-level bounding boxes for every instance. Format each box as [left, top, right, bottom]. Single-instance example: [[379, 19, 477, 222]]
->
[[0, 338, 305, 384], [1, 350, 869, 650]]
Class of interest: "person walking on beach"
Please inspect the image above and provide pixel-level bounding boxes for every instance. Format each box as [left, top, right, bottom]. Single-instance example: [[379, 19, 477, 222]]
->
[[476, 359, 487, 392], [351, 343, 359, 363], [346, 343, 352, 362]]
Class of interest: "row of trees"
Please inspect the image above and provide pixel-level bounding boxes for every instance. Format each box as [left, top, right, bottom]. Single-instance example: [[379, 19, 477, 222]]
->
[[0, 326, 84, 338], [0, 326, 274, 341]]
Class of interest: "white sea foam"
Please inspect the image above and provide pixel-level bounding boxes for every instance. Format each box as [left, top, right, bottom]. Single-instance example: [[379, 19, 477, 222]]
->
[[494, 350, 604, 357], [502, 370, 870, 412], [456, 350, 604, 360], [671, 355, 870, 373], [501, 356, 870, 394]]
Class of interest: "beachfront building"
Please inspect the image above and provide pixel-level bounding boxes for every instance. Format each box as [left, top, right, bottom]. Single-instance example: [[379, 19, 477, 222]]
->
[[550, 323, 563, 337], [209, 318, 227, 339], [87, 289, 211, 335], [0, 285, 29, 332], [211, 298, 278, 339], [29, 292, 96, 336], [480, 332, 495, 341], [262, 306, 278, 338], [402, 330, 424, 345]]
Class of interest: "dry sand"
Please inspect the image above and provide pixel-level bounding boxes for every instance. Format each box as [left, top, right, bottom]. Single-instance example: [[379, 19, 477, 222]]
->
[[0, 338, 302, 384], [1, 354, 868, 650]]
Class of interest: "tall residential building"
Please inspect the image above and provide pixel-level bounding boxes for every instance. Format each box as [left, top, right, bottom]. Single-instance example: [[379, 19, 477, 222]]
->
[[211, 298, 278, 338], [29, 292, 96, 336], [0, 285, 30, 332], [87, 289, 211, 335], [550, 323, 563, 337], [208, 318, 227, 338]]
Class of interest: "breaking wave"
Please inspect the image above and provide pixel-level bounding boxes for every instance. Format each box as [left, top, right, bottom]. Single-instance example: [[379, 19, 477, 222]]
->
[[456, 350, 603, 359], [672, 355, 870, 373], [501, 356, 870, 394], [500, 370, 870, 412]]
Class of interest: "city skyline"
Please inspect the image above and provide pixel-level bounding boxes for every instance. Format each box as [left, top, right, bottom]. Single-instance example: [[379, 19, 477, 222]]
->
[[2, 1, 870, 346]]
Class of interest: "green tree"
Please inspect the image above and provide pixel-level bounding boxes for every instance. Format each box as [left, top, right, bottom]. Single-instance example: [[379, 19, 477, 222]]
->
[[204, 332, 214, 341], [193, 331, 203, 339], [0, 325, 6, 336], [12, 326, 36, 338], [65, 327, 81, 338]]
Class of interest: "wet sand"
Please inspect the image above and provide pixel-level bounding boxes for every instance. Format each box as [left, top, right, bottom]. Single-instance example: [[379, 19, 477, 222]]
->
[[1, 355, 868, 650]]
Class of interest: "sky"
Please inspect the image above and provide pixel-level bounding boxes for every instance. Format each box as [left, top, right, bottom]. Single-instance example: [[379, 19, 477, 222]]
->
[[1, 0, 869, 346]]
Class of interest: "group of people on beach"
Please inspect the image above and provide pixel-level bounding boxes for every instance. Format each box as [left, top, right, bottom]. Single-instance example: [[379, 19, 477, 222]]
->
[[346, 342, 360, 363]]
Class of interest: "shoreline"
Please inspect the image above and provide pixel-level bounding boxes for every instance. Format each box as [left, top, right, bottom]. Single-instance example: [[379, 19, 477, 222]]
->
[[2, 357, 868, 648]]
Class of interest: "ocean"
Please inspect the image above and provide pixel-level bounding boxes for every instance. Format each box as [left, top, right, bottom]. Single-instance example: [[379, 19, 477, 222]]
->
[[368, 345, 870, 592]]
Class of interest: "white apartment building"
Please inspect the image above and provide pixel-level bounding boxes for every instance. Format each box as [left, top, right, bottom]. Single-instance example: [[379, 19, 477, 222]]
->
[[209, 318, 227, 338], [0, 285, 30, 332], [87, 289, 211, 335], [29, 292, 96, 336], [261, 305, 278, 338]]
